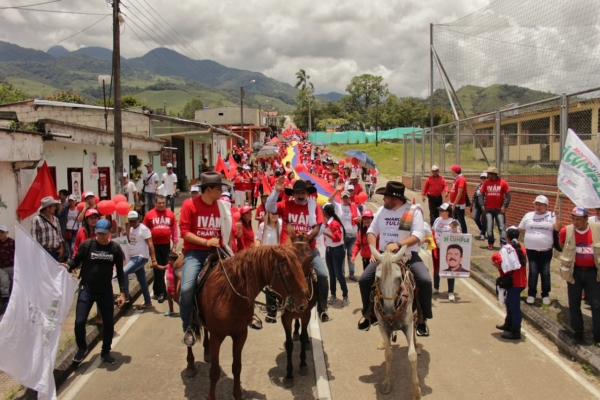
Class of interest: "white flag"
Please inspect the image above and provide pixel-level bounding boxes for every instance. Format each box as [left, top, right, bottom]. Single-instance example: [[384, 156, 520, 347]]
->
[[557, 129, 600, 208], [0, 224, 78, 400]]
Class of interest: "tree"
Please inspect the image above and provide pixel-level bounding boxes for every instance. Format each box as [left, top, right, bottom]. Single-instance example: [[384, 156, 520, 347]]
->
[[0, 83, 30, 104], [316, 117, 349, 131], [295, 69, 315, 131], [45, 91, 87, 104], [181, 98, 204, 120], [93, 95, 147, 108], [340, 74, 389, 121]]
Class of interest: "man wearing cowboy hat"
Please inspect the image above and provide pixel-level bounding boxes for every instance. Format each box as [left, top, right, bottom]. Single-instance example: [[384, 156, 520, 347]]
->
[[479, 166, 511, 249], [178, 171, 234, 346], [358, 181, 433, 336], [32, 196, 64, 261], [267, 177, 331, 322]]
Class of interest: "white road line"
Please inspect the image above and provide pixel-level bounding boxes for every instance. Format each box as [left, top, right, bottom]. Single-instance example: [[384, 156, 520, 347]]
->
[[59, 310, 142, 400], [309, 307, 332, 400], [462, 278, 600, 398]]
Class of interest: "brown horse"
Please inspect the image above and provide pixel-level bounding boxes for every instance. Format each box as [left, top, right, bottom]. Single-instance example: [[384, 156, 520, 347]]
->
[[192, 245, 310, 400]]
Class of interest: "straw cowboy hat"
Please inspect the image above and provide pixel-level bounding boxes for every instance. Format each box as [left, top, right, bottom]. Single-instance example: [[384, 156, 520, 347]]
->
[[38, 196, 60, 212]]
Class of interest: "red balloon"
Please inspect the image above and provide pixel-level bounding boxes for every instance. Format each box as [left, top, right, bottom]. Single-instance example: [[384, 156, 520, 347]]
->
[[338, 160, 345, 166], [94, 195, 100, 204], [77, 202, 85, 212], [98, 200, 116, 215], [351, 157, 359, 165], [345, 157, 350, 163], [295, 164, 305, 173], [233, 212, 241, 222], [115, 201, 131, 216], [357, 192, 368, 204], [112, 194, 127, 204]]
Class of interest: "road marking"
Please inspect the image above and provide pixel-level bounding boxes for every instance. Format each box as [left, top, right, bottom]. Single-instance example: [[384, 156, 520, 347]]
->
[[461, 278, 600, 398], [309, 307, 332, 400], [60, 309, 142, 400]]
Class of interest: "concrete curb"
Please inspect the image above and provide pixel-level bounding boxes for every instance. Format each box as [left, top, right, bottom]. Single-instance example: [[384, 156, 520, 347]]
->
[[469, 261, 600, 375], [17, 269, 155, 399]]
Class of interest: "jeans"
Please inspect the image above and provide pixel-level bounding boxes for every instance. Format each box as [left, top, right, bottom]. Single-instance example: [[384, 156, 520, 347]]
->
[[153, 244, 170, 297], [486, 209, 506, 246], [359, 251, 432, 319], [567, 267, 600, 336], [123, 256, 151, 304], [144, 192, 155, 214], [432, 248, 455, 293], [473, 206, 487, 236], [311, 249, 329, 314], [166, 195, 175, 212], [0, 267, 14, 298], [527, 249, 553, 298], [74, 289, 115, 354], [179, 250, 212, 332], [426, 195, 443, 224], [454, 206, 468, 234], [506, 287, 525, 331], [326, 245, 348, 298], [343, 235, 357, 276], [46, 249, 59, 261]]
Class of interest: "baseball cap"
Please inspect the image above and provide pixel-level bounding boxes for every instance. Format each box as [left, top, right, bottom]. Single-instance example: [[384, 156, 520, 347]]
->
[[347, 184, 355, 191], [123, 172, 128, 177], [450, 165, 462, 173], [166, 163, 173, 168], [533, 195, 549, 205], [85, 208, 99, 218], [243, 165, 251, 170], [571, 207, 588, 217], [341, 191, 351, 198], [95, 219, 111, 234], [83, 191, 94, 199], [480, 172, 488, 178], [0, 225, 7, 232], [190, 185, 200, 193], [431, 165, 439, 171], [361, 209, 374, 218], [144, 162, 152, 167], [127, 211, 139, 220], [239, 205, 254, 215], [68, 194, 78, 201], [437, 203, 451, 211]]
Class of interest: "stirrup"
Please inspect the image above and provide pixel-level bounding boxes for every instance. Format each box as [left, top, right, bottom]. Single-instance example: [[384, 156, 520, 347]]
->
[[183, 328, 197, 347]]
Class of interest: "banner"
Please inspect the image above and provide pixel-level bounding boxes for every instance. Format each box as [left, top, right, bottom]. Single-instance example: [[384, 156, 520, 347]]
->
[[439, 233, 472, 278], [16, 161, 58, 220], [557, 129, 600, 208], [90, 151, 99, 180], [0, 224, 78, 400]]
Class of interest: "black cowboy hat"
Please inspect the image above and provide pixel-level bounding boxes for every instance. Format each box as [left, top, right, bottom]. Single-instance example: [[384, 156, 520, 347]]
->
[[200, 171, 231, 188], [375, 181, 408, 201], [284, 180, 317, 196]]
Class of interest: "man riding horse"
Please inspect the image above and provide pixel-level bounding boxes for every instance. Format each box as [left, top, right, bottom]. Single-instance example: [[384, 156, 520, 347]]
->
[[358, 181, 433, 336], [178, 172, 234, 346]]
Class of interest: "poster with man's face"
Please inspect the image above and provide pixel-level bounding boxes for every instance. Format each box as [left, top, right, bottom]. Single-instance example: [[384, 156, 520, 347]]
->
[[71, 172, 82, 200], [439, 233, 472, 278]]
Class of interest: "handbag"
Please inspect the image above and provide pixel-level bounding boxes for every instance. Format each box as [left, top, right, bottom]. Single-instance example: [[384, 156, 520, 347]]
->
[[63, 218, 76, 242], [496, 274, 513, 289]]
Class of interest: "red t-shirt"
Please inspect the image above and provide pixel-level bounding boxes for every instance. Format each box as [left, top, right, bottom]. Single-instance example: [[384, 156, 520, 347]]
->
[[559, 227, 595, 267], [499, 244, 527, 287], [275, 199, 323, 249], [73, 227, 96, 257], [179, 197, 222, 253], [449, 175, 467, 205], [480, 179, 510, 209], [255, 204, 266, 222], [143, 208, 176, 245], [236, 223, 255, 251]]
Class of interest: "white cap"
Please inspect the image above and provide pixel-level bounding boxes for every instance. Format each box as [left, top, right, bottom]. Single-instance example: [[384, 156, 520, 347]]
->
[[190, 185, 200, 192], [480, 172, 487, 178], [83, 191, 94, 198], [222, 191, 231, 197], [0, 225, 7, 232], [123, 172, 128, 177], [68, 194, 78, 201], [347, 184, 355, 191], [167, 163, 173, 168], [243, 165, 251, 170], [431, 165, 439, 171], [533, 195, 549, 205], [127, 210, 139, 220]]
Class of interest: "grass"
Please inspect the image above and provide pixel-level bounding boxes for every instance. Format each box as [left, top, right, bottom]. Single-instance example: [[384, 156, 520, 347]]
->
[[4, 385, 24, 400], [327, 142, 405, 178], [5, 77, 58, 98]]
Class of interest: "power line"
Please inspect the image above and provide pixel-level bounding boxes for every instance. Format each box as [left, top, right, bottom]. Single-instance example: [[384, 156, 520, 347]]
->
[[0, 0, 60, 9], [2, 8, 109, 15]]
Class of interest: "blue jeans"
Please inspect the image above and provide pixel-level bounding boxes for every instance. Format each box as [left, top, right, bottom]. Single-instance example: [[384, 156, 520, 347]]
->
[[485, 209, 506, 246], [123, 256, 151, 304], [326, 245, 348, 297], [179, 250, 211, 332], [75, 289, 115, 354], [166, 195, 175, 212], [144, 192, 155, 213], [506, 287, 525, 330], [473, 206, 487, 236], [527, 249, 552, 298], [567, 267, 600, 336], [343, 235, 357, 276], [312, 249, 329, 314]]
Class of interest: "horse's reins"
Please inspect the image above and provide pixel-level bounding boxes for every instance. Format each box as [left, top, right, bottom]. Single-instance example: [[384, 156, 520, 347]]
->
[[373, 264, 415, 328]]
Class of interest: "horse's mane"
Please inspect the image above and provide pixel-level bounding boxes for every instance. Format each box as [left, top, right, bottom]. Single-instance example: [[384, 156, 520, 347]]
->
[[211, 245, 307, 304], [380, 252, 394, 283]]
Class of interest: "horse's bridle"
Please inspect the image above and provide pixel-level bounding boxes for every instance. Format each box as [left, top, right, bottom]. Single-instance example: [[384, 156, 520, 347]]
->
[[373, 264, 415, 328]]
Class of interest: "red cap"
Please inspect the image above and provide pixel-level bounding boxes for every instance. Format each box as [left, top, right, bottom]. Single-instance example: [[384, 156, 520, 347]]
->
[[85, 208, 99, 218], [361, 209, 374, 218], [239, 205, 254, 215], [450, 164, 462, 173]]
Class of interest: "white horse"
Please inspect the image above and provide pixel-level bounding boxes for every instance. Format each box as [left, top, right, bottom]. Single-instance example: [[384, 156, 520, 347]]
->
[[370, 245, 421, 399]]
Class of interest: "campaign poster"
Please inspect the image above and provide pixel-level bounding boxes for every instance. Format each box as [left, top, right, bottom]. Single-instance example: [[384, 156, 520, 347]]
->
[[439, 233, 472, 278], [90, 152, 99, 180], [71, 171, 82, 200]]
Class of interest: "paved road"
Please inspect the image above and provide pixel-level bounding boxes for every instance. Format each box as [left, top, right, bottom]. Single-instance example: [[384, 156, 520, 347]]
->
[[56, 196, 600, 400]]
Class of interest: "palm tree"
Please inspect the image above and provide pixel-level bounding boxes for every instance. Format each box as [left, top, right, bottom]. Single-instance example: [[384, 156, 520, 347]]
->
[[295, 69, 314, 131]]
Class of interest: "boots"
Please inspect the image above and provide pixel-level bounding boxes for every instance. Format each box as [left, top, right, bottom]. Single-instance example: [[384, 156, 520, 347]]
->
[[501, 328, 521, 340], [496, 318, 512, 332]]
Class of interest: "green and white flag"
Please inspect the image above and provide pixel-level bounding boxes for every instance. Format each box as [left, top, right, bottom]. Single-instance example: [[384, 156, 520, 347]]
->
[[557, 129, 600, 208]]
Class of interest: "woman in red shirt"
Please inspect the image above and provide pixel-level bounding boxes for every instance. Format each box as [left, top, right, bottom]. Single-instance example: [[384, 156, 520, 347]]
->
[[235, 205, 255, 251], [351, 209, 377, 272], [493, 226, 527, 340], [322, 203, 349, 307]]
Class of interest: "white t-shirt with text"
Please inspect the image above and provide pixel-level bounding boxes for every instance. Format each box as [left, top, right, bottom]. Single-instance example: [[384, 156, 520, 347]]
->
[[367, 203, 424, 253], [128, 223, 152, 258], [518, 211, 556, 250]]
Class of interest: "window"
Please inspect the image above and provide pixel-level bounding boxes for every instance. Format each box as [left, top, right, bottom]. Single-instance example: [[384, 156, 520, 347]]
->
[[218, 112, 224, 116]]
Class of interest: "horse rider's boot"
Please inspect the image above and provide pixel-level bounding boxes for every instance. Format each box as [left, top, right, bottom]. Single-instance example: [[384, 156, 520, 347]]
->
[[316, 275, 329, 313], [495, 318, 512, 331], [501, 328, 521, 340]]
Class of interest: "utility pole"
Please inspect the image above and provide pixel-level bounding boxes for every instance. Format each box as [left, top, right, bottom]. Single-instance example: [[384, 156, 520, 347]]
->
[[112, 0, 124, 195], [240, 86, 245, 146]]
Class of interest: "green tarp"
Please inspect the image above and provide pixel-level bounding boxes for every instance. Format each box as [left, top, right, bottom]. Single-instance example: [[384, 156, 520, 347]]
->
[[308, 127, 426, 144]]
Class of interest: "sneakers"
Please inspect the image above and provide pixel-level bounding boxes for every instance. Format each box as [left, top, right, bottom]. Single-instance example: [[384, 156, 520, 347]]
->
[[448, 293, 456, 302], [478, 235, 486, 240], [416, 321, 430, 337], [157, 293, 166, 304], [526, 296, 535, 305], [328, 296, 337, 305], [320, 312, 331, 323], [73, 348, 87, 363], [358, 315, 378, 331], [433, 288, 439, 295], [100, 352, 116, 365], [342, 297, 350, 307], [542, 297, 551, 305], [488, 244, 494, 250]]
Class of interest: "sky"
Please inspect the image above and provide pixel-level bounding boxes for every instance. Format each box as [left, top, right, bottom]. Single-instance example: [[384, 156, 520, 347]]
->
[[0, 0, 491, 97]]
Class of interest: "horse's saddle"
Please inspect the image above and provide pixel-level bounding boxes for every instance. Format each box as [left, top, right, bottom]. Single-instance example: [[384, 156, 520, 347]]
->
[[196, 248, 231, 294]]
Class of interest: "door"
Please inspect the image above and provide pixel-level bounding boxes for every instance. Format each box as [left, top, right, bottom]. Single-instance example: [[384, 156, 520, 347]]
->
[[98, 167, 111, 200], [171, 136, 185, 184]]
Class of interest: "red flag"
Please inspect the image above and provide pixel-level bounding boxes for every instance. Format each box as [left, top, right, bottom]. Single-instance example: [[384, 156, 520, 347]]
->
[[215, 154, 228, 177], [262, 176, 272, 194], [227, 154, 238, 180], [17, 161, 58, 220]]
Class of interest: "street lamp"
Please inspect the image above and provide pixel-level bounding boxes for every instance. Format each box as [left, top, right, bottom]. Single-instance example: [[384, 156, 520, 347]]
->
[[240, 79, 256, 146]]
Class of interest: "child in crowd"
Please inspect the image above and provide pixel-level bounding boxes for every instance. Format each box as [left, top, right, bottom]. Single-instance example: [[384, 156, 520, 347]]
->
[[154, 252, 180, 317], [351, 209, 377, 271]]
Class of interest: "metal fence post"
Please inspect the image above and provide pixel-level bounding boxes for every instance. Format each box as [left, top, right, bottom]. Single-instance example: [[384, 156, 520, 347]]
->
[[421, 129, 426, 175], [456, 120, 460, 165], [558, 93, 569, 220], [403, 136, 407, 175], [495, 111, 501, 171]]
